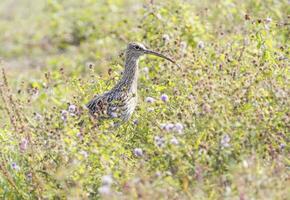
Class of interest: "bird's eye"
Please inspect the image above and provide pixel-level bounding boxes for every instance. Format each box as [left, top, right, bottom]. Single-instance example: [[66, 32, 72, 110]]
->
[[134, 45, 141, 50]]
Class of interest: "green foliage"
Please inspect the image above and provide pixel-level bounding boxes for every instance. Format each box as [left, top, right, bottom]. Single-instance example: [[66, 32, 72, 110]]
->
[[0, 0, 289, 199]]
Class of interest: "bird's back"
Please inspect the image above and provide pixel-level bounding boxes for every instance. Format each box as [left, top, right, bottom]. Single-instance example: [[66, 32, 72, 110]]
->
[[86, 93, 109, 119]]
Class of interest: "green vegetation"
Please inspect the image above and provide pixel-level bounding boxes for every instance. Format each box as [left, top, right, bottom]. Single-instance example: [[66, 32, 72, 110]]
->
[[0, 0, 289, 199]]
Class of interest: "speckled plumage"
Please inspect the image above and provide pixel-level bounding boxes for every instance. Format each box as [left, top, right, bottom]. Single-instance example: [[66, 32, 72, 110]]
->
[[86, 42, 175, 123]]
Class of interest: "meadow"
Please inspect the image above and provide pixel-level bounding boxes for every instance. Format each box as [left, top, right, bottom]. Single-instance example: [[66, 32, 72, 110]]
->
[[0, 0, 289, 199]]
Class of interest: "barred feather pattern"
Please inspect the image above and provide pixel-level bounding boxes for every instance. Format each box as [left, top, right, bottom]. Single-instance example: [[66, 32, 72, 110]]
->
[[86, 42, 175, 124], [86, 48, 139, 122]]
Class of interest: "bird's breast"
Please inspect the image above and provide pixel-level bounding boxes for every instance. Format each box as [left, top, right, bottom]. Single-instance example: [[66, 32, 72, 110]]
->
[[107, 91, 137, 121], [120, 93, 137, 121]]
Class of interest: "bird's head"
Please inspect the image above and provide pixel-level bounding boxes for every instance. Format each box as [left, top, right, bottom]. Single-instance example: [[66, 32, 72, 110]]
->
[[126, 42, 176, 64]]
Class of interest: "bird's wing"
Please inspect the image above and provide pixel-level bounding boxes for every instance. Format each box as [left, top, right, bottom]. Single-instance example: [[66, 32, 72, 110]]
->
[[86, 91, 133, 120], [86, 94, 109, 118]]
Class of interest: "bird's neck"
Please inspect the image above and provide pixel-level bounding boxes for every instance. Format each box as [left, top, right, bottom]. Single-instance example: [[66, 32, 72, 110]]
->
[[116, 54, 139, 92]]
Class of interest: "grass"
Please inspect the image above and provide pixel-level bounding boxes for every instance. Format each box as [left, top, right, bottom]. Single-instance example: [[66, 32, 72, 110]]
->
[[0, 0, 289, 199]]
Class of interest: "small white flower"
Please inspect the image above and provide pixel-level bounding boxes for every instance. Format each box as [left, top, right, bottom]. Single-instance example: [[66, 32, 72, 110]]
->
[[156, 13, 162, 20], [147, 107, 155, 112], [165, 171, 172, 176], [11, 163, 20, 171], [198, 148, 206, 155], [265, 17, 272, 23], [102, 175, 113, 186], [164, 123, 174, 131], [155, 171, 161, 177], [202, 103, 212, 114], [154, 136, 165, 147], [20, 138, 29, 152], [110, 106, 117, 111], [68, 104, 77, 113], [243, 160, 249, 168], [145, 97, 155, 103], [162, 34, 170, 43], [26, 172, 32, 181], [61, 110, 68, 121], [221, 134, 231, 148], [32, 88, 39, 97], [110, 112, 118, 118], [86, 62, 95, 68], [225, 186, 231, 195], [160, 123, 166, 129], [197, 41, 205, 49], [79, 150, 88, 158], [132, 178, 141, 184], [161, 122, 185, 134], [142, 67, 149, 74], [175, 123, 183, 131], [34, 113, 42, 121], [170, 137, 179, 145], [76, 132, 82, 138], [280, 143, 286, 150], [133, 148, 143, 157], [98, 185, 111, 195], [180, 41, 187, 53]]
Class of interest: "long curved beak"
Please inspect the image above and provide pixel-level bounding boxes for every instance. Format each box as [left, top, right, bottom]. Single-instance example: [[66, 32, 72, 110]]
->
[[145, 49, 176, 64]]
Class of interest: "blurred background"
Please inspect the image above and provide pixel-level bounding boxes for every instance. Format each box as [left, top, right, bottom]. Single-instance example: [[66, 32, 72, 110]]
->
[[0, 0, 141, 77], [1, 0, 287, 78]]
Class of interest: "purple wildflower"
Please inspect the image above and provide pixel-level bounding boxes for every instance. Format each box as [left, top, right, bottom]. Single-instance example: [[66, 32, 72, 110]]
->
[[280, 143, 286, 150], [164, 123, 174, 131], [145, 97, 155, 103], [110, 112, 118, 118], [170, 137, 179, 145], [221, 134, 231, 148], [76, 132, 83, 140], [175, 123, 183, 131], [11, 162, 20, 171], [61, 110, 68, 121], [161, 94, 169, 102], [265, 17, 272, 23], [154, 136, 165, 147], [133, 119, 139, 125], [26, 172, 32, 181], [202, 103, 212, 114], [160, 123, 166, 129], [155, 171, 161, 177], [133, 148, 143, 157], [20, 138, 29, 152], [161, 122, 184, 134]]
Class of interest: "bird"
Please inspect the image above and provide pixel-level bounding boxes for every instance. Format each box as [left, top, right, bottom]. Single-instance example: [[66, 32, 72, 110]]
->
[[86, 42, 176, 124]]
